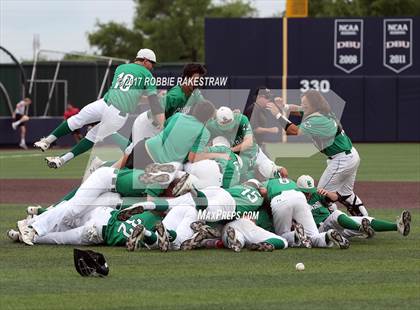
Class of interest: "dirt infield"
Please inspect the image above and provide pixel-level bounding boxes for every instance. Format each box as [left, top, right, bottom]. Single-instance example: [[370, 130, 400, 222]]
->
[[0, 179, 419, 209]]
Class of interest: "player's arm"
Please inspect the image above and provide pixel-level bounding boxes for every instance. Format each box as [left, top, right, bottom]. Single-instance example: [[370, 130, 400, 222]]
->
[[255, 127, 279, 134], [317, 188, 339, 202], [113, 142, 135, 168], [148, 94, 165, 128], [231, 133, 253, 153]]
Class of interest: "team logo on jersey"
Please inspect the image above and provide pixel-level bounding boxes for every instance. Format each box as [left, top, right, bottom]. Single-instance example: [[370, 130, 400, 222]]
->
[[334, 19, 364, 74], [383, 19, 413, 73]]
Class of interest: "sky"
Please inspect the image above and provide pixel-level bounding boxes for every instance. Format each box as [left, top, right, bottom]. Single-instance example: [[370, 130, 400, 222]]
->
[[0, 0, 285, 62]]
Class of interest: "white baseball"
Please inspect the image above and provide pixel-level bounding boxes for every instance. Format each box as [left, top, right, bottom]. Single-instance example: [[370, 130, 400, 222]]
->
[[295, 262, 305, 271]]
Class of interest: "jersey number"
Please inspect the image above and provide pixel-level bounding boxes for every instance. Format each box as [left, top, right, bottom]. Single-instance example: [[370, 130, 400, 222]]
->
[[241, 189, 260, 203], [114, 72, 134, 92], [117, 219, 142, 238]]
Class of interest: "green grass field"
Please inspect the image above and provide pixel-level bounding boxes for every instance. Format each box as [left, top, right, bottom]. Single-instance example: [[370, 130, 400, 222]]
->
[[0, 143, 419, 309], [0, 143, 419, 181]]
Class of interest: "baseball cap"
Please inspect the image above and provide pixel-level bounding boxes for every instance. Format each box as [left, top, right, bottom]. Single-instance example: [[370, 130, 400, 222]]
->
[[216, 106, 235, 130], [296, 175, 317, 194], [244, 178, 262, 189], [136, 48, 157, 63], [212, 136, 230, 147]]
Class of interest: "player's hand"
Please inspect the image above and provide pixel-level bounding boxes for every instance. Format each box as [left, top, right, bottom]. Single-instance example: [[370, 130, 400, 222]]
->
[[274, 97, 284, 108], [317, 188, 329, 196], [278, 167, 288, 178], [266, 102, 280, 116]]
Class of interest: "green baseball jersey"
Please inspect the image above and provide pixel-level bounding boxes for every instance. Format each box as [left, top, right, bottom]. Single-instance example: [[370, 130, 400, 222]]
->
[[255, 209, 274, 232], [264, 178, 298, 201], [146, 113, 210, 163], [161, 86, 203, 119], [115, 168, 163, 198], [104, 63, 157, 114], [299, 113, 352, 157], [225, 184, 264, 214], [307, 192, 332, 227], [205, 145, 241, 188], [206, 113, 258, 159], [103, 210, 161, 246]]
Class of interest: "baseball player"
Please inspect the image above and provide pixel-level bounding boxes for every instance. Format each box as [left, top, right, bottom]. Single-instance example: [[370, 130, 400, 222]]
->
[[34, 49, 162, 169], [264, 176, 350, 249], [131, 63, 207, 144], [206, 107, 259, 180], [11, 97, 32, 149], [296, 175, 412, 239], [267, 90, 368, 217]]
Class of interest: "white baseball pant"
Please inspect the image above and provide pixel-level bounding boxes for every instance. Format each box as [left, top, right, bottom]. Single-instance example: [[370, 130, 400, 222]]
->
[[222, 218, 288, 250], [162, 205, 198, 250], [271, 190, 329, 248], [67, 98, 128, 143], [131, 110, 160, 145], [255, 147, 277, 179], [319, 210, 374, 239]]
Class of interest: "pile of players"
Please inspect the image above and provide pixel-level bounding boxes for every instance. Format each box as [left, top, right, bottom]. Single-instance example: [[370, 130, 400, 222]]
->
[[7, 49, 411, 252]]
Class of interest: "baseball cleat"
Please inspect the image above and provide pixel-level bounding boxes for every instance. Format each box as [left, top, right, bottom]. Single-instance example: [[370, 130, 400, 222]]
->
[[27, 205, 42, 216], [86, 225, 102, 244], [190, 221, 222, 239], [139, 172, 171, 184], [248, 242, 274, 252], [45, 156, 64, 169], [180, 230, 206, 250], [19, 142, 28, 150], [397, 210, 411, 236], [145, 163, 176, 174], [155, 222, 170, 252], [19, 226, 36, 246], [116, 205, 145, 221], [360, 218, 375, 239], [327, 229, 350, 249], [172, 173, 194, 196], [11, 122, 18, 130], [82, 156, 106, 182], [34, 137, 51, 152], [294, 222, 312, 248], [225, 226, 242, 252], [126, 224, 146, 252], [7, 229, 22, 242]]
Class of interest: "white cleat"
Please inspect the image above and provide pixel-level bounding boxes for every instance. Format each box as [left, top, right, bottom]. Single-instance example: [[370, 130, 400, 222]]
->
[[34, 137, 51, 152], [82, 156, 106, 182], [294, 222, 312, 248], [19, 142, 28, 150], [7, 229, 22, 242], [18, 225, 36, 246], [172, 173, 194, 196], [397, 210, 411, 236], [27, 205, 42, 216], [45, 156, 64, 169], [126, 224, 146, 252]]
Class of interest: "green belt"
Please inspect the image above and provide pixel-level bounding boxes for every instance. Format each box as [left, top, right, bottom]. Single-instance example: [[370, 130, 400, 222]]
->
[[105, 100, 128, 117], [328, 149, 351, 159]]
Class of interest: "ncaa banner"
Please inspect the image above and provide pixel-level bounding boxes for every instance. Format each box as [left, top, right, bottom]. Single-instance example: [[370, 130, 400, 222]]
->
[[383, 19, 413, 73], [334, 19, 363, 74]]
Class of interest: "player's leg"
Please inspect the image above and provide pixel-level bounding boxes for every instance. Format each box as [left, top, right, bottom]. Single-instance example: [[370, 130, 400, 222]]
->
[[270, 192, 294, 235], [255, 147, 277, 179], [19, 124, 28, 149], [35, 99, 106, 151], [131, 111, 160, 145], [183, 160, 223, 188], [163, 205, 198, 250], [198, 187, 236, 222]]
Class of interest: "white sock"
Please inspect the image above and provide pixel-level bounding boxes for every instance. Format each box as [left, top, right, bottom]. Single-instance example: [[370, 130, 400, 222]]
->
[[46, 135, 57, 144], [20, 139, 26, 145], [13, 120, 21, 126], [144, 230, 152, 237], [61, 152, 74, 163]]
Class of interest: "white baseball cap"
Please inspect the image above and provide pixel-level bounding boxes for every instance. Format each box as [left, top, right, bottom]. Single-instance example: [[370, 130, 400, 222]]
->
[[216, 106, 234, 125], [136, 48, 157, 63], [296, 175, 317, 193], [244, 178, 262, 189], [212, 136, 230, 147]]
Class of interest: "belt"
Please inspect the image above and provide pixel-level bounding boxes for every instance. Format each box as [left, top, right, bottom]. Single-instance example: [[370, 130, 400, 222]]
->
[[328, 150, 351, 160]]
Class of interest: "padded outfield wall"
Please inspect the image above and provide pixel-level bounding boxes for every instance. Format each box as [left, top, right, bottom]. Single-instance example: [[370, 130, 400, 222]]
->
[[205, 17, 420, 142]]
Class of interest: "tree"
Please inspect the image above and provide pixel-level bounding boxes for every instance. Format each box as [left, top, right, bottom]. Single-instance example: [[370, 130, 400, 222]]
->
[[88, 0, 255, 62], [309, 0, 420, 17]]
